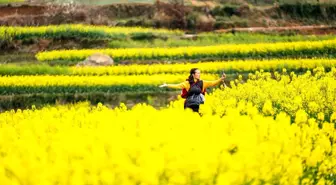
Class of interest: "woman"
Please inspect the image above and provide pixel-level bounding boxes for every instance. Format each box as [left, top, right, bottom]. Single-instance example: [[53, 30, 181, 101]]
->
[[160, 68, 226, 112]]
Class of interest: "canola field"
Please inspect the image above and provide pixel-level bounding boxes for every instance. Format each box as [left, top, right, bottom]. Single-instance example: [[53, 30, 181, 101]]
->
[[0, 24, 335, 185]]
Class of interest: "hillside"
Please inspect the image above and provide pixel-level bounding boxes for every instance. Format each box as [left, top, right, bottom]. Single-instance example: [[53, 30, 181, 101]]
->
[[0, 1, 336, 32]]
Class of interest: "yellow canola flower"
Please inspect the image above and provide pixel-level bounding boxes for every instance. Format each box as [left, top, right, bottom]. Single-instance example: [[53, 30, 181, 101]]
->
[[0, 24, 182, 39], [2, 58, 336, 76], [35, 39, 336, 61], [0, 67, 335, 184], [0, 74, 218, 86], [69, 58, 336, 76], [0, 101, 335, 185], [201, 67, 336, 123]]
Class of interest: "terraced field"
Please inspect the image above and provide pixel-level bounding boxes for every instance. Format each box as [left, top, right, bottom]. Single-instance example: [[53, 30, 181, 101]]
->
[[0, 24, 336, 185]]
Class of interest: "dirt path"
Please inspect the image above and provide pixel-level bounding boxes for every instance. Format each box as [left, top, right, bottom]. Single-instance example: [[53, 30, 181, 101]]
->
[[215, 25, 336, 35]]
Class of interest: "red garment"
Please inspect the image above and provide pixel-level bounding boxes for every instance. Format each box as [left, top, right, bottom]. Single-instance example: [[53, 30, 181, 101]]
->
[[180, 81, 206, 99]]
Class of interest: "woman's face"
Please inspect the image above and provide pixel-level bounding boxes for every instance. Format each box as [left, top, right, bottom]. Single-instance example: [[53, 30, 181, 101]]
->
[[193, 69, 201, 80]]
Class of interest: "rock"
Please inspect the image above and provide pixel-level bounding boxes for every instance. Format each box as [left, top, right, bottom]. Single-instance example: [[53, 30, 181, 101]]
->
[[76, 53, 114, 67], [196, 14, 215, 31]]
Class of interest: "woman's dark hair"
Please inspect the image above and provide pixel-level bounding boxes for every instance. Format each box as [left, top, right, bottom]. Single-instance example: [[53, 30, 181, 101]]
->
[[187, 68, 199, 85]]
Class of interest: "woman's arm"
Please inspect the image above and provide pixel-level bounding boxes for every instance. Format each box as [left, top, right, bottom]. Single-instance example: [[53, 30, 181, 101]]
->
[[203, 74, 226, 89], [159, 81, 189, 89]]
